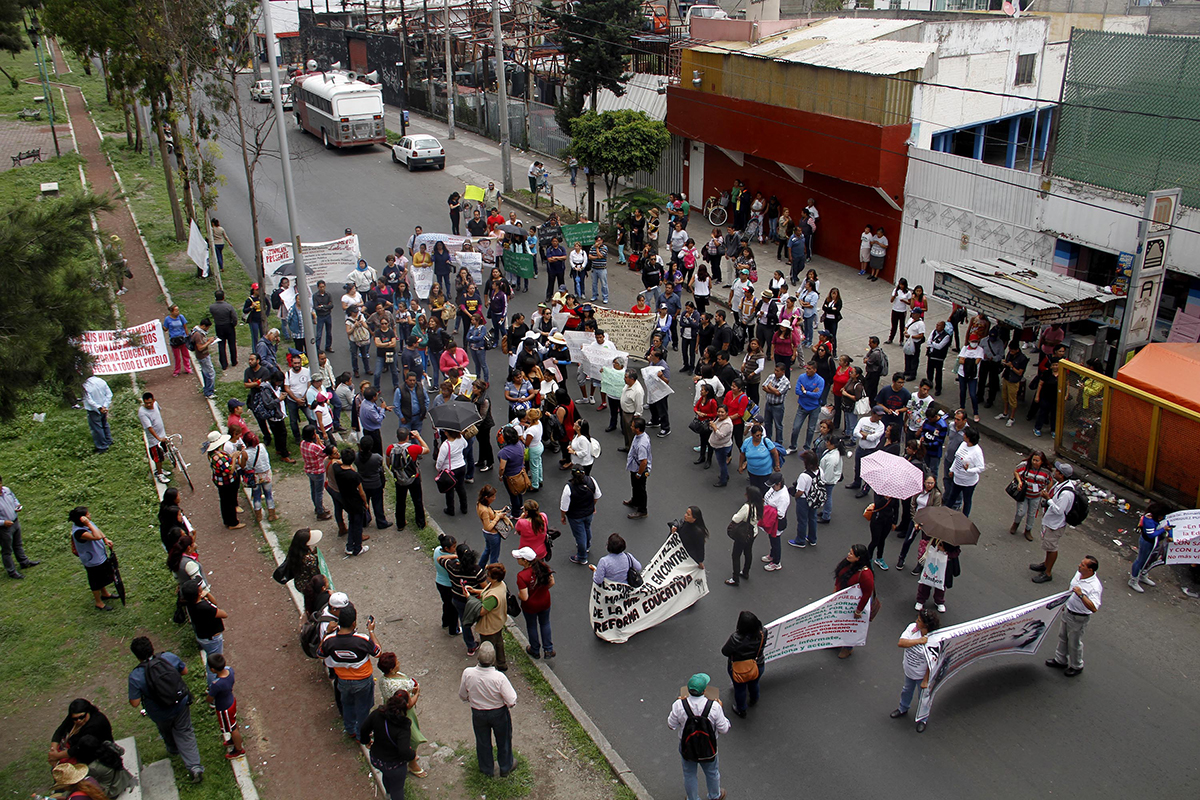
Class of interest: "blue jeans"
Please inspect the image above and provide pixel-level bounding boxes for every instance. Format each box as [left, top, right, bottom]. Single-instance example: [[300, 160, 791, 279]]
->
[[727, 663, 761, 714], [452, 595, 477, 649], [481, 531, 502, 565], [1132, 536, 1157, 579], [591, 268, 609, 302], [437, 272, 453, 298], [790, 405, 821, 450], [899, 675, 922, 713], [338, 676, 375, 737], [375, 355, 400, 392], [472, 706, 513, 776], [820, 482, 834, 521], [251, 480, 275, 510], [568, 515, 592, 560], [350, 342, 370, 375], [248, 320, 262, 351], [523, 608, 553, 654], [308, 472, 327, 515], [346, 510, 365, 554], [715, 445, 731, 484], [802, 314, 815, 345], [793, 497, 818, 544], [314, 315, 333, 351], [943, 481, 976, 517], [681, 753, 722, 800], [472, 349, 489, 383], [199, 355, 215, 397], [87, 410, 112, 451], [958, 376, 979, 416], [842, 409, 858, 439], [763, 402, 785, 442], [196, 633, 224, 687]]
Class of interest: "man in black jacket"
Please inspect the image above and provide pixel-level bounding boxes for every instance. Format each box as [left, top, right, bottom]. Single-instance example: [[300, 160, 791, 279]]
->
[[209, 290, 240, 370], [311, 280, 335, 353]]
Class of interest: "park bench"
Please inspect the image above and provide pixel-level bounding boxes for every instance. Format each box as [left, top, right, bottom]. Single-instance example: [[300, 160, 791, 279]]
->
[[11, 148, 42, 167], [17, 107, 41, 120]]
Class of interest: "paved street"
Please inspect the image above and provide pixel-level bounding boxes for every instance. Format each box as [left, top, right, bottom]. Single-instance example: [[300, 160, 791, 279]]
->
[[210, 102, 1200, 800]]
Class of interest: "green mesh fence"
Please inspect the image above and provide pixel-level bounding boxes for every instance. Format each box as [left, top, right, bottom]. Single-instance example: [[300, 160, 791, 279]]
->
[[1052, 29, 1200, 207]]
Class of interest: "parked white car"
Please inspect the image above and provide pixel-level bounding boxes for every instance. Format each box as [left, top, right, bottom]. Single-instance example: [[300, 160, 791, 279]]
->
[[280, 84, 293, 110], [250, 80, 273, 102], [390, 135, 446, 171]]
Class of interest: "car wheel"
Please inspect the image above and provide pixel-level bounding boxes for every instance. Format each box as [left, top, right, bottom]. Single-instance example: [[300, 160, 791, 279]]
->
[[406, 158, 413, 172], [391, 149, 399, 163], [438, 162, 445, 170], [322, 129, 331, 149]]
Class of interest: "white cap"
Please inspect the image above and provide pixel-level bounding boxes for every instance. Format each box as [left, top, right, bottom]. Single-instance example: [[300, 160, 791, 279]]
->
[[328, 592, 350, 608], [511, 546, 538, 561]]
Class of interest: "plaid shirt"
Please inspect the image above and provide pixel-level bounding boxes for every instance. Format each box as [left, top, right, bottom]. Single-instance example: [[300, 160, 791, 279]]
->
[[210, 451, 235, 485], [301, 440, 326, 475]]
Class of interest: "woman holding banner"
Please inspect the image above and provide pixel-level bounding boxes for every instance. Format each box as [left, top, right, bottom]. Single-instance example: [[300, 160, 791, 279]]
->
[[833, 544, 876, 658]]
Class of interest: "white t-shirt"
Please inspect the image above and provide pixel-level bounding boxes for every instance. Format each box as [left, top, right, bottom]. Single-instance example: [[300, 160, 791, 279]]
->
[[950, 442, 985, 486], [694, 276, 711, 297], [905, 318, 926, 342], [957, 344, 985, 377], [871, 235, 888, 258], [437, 437, 469, 471], [891, 288, 913, 313], [901, 623, 928, 680], [860, 231, 872, 253], [521, 420, 544, 448], [138, 402, 166, 439], [341, 291, 360, 310], [765, 485, 792, 519], [284, 367, 311, 399]]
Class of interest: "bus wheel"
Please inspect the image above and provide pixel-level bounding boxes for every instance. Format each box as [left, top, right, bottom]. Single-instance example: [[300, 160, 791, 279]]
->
[[322, 129, 332, 149]]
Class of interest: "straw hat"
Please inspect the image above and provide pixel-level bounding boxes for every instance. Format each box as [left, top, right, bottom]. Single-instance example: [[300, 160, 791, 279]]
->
[[205, 431, 231, 452]]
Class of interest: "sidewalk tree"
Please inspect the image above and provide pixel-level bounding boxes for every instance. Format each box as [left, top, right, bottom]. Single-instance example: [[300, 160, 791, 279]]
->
[[0, 191, 114, 418], [566, 110, 669, 222], [0, 0, 26, 88]]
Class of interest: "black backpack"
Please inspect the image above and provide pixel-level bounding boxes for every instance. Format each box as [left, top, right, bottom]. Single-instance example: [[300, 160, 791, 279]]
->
[[389, 444, 419, 486], [300, 613, 323, 658], [143, 655, 191, 708], [1063, 483, 1089, 526], [678, 698, 718, 762]]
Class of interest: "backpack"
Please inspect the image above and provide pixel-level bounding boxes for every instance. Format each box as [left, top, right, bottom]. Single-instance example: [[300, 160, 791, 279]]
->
[[300, 614, 322, 658], [678, 698, 718, 762], [389, 444, 419, 486], [186, 329, 198, 352], [1063, 483, 1089, 526], [878, 350, 889, 375], [143, 655, 191, 708], [805, 469, 827, 509]]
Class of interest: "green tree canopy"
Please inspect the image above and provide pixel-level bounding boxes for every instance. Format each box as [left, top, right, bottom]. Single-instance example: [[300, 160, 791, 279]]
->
[[0, 0, 26, 57], [0, 191, 114, 417], [542, 0, 641, 127], [567, 110, 670, 217]]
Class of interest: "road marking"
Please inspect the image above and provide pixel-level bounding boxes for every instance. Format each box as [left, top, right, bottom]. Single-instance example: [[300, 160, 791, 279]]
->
[[463, 157, 490, 164]]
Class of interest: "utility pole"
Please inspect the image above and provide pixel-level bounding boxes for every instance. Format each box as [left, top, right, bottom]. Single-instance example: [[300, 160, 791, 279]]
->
[[491, 0, 511, 192], [398, 0, 411, 134], [444, 0, 455, 139], [261, 0, 315, 367], [26, 16, 61, 158], [422, 0, 436, 115]]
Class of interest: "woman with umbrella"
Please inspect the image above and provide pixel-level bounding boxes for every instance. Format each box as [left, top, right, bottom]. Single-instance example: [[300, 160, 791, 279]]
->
[[859, 450, 926, 572], [896, 473, 941, 573], [833, 543, 876, 658], [70, 506, 118, 611], [908, 506, 980, 612]]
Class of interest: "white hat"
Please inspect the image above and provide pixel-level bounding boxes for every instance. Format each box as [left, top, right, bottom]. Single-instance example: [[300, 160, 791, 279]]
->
[[778, 319, 792, 329], [307, 529, 324, 546], [205, 431, 231, 452], [523, 330, 540, 341], [328, 591, 350, 608], [511, 546, 538, 561]]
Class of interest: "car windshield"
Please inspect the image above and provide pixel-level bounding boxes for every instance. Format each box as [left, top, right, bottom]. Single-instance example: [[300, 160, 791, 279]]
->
[[412, 138, 440, 149], [335, 95, 382, 116]]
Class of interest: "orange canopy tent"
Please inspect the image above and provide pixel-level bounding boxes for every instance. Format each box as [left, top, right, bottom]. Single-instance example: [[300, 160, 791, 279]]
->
[[1117, 343, 1200, 415]]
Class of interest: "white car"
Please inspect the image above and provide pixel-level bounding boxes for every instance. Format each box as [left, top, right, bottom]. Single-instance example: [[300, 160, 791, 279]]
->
[[391, 135, 446, 171], [280, 84, 293, 110], [250, 80, 273, 102]]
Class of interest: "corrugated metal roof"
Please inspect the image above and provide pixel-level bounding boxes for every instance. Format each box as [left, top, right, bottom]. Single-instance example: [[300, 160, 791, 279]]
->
[[595, 74, 668, 121], [927, 258, 1116, 324], [692, 17, 935, 76]]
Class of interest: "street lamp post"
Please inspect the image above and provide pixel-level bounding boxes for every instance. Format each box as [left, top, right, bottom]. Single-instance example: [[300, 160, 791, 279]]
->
[[26, 19, 61, 158]]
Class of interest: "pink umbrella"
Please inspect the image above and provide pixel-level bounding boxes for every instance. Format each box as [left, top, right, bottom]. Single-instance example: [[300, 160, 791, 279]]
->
[[860, 451, 926, 499]]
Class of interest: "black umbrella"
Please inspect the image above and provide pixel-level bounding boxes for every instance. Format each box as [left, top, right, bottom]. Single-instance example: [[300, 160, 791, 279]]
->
[[912, 507, 982, 547], [108, 545, 127, 606], [497, 224, 526, 235], [270, 262, 316, 277], [429, 398, 482, 432]]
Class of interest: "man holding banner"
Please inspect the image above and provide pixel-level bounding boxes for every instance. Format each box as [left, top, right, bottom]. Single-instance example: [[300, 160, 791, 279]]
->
[[1045, 555, 1102, 677]]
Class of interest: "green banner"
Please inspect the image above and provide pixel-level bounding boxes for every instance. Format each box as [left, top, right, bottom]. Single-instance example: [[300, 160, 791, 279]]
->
[[506, 251, 537, 279], [560, 222, 599, 250]]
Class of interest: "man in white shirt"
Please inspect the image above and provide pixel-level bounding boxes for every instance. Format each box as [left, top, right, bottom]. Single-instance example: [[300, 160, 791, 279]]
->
[[847, 406, 886, 498], [138, 392, 171, 484], [1046, 555, 1101, 677], [283, 356, 313, 440], [944, 427, 985, 516], [667, 673, 730, 800], [82, 374, 114, 453], [459, 642, 517, 777], [1032, 461, 1077, 583], [903, 309, 926, 381], [619, 369, 645, 451]]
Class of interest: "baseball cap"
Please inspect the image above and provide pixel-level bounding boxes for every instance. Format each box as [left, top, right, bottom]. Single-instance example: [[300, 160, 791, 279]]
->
[[511, 546, 538, 561], [226, 398, 244, 410], [769, 471, 785, 486], [872, 404, 888, 415], [328, 592, 350, 608], [687, 673, 711, 695], [1054, 460, 1074, 477]]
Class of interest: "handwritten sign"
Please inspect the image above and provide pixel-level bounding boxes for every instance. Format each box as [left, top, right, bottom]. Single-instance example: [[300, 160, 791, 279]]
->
[[77, 320, 171, 375]]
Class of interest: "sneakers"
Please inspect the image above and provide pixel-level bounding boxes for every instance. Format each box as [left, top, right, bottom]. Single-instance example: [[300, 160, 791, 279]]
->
[[657, 429, 671, 438], [914, 603, 923, 610], [466, 645, 479, 656], [345, 545, 370, 556], [911, 564, 921, 576], [1128, 578, 1144, 593], [569, 555, 588, 565], [1033, 429, 1042, 437], [764, 562, 782, 571], [1032, 572, 1052, 583], [1006, 419, 1015, 427], [994, 412, 1007, 420], [936, 604, 946, 613], [787, 539, 806, 548], [873, 558, 888, 570], [1140, 574, 1156, 587], [785, 447, 797, 455], [761, 555, 774, 562], [895, 560, 905, 570]]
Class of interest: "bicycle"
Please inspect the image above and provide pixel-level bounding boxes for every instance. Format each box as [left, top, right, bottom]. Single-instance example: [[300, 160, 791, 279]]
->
[[163, 433, 195, 492], [703, 191, 729, 227]]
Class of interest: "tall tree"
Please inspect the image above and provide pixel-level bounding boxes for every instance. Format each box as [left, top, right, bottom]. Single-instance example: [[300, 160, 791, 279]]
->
[[0, 191, 114, 417], [566, 110, 669, 222]]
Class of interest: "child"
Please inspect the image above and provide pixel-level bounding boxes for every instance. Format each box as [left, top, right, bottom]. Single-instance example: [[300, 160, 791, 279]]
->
[[207, 653, 246, 758]]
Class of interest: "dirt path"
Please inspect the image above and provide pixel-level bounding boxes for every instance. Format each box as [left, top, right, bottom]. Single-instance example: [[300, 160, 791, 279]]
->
[[59, 83, 372, 799]]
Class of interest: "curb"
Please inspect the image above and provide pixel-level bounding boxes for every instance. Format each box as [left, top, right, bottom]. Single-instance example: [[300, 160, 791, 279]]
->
[[420, 515, 655, 800]]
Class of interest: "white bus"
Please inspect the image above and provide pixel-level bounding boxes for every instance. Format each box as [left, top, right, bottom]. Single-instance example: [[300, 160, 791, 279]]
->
[[293, 69, 385, 149]]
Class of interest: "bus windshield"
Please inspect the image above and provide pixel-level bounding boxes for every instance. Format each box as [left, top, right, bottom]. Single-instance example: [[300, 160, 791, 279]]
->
[[335, 95, 382, 117]]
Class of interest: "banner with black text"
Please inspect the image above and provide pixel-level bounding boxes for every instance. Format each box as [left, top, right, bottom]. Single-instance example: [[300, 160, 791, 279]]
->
[[591, 532, 708, 644], [762, 586, 870, 663]]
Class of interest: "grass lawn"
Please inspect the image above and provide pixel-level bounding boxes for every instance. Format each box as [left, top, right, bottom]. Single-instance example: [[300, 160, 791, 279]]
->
[[0, 386, 241, 800], [0, 44, 62, 118], [0, 151, 85, 206]]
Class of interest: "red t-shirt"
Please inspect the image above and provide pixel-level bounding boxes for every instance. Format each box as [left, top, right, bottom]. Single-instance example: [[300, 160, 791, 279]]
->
[[515, 514, 549, 559], [517, 567, 552, 613], [487, 214, 504, 232], [694, 398, 718, 419], [723, 391, 750, 424]]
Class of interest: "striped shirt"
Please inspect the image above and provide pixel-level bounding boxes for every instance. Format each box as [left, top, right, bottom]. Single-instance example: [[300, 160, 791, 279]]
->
[[589, 243, 608, 269], [318, 631, 380, 680]]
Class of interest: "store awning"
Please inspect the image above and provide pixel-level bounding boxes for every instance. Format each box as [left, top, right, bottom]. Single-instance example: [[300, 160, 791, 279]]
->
[[926, 257, 1118, 328]]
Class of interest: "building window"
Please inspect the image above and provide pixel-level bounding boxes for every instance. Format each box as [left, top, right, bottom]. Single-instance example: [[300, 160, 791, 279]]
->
[[1015, 54, 1036, 86]]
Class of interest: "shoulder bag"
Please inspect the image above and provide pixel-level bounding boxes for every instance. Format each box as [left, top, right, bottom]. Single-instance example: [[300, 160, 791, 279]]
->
[[1005, 476, 1027, 502], [730, 632, 765, 684], [625, 553, 644, 588]]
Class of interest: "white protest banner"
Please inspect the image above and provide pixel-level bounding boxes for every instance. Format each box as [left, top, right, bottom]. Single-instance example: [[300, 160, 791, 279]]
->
[[914, 592, 1071, 724], [591, 532, 709, 644], [582, 343, 625, 381], [261, 235, 361, 290], [77, 320, 172, 375], [1143, 509, 1200, 571], [279, 286, 297, 313], [563, 331, 596, 365], [641, 365, 674, 405], [552, 312, 571, 331], [762, 586, 870, 663], [455, 251, 484, 286], [411, 266, 434, 300], [594, 308, 654, 356], [600, 365, 626, 398], [413, 232, 474, 254], [187, 220, 210, 278]]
